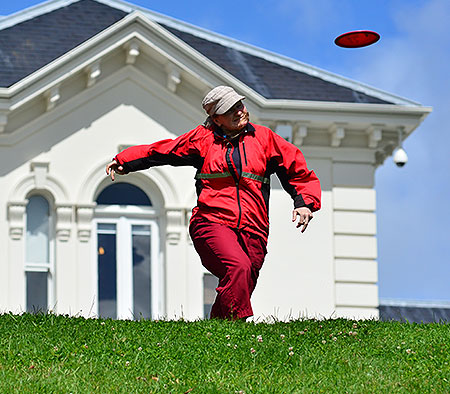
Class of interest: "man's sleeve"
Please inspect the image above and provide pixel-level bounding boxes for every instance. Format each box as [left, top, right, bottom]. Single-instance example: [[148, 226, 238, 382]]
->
[[269, 131, 321, 212], [114, 127, 203, 173]]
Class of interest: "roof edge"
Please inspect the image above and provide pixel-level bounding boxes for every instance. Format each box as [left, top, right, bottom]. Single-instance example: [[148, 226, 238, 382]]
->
[[379, 298, 450, 309], [0, 0, 425, 107], [96, 0, 424, 107], [0, 0, 80, 30]]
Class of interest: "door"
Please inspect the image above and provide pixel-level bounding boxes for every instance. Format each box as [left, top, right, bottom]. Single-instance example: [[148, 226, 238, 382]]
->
[[96, 217, 160, 320]]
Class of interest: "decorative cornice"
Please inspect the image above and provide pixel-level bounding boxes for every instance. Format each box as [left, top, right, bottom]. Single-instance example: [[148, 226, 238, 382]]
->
[[329, 124, 346, 148], [30, 161, 50, 188], [166, 208, 183, 245], [76, 204, 96, 242], [125, 40, 140, 64], [44, 85, 61, 111], [165, 63, 181, 93], [293, 123, 308, 146], [0, 7, 431, 166], [7, 201, 27, 240], [56, 204, 73, 242], [86, 61, 102, 88], [366, 125, 384, 149]]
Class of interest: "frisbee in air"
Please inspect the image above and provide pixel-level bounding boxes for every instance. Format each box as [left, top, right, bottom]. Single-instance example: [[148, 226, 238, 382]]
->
[[334, 30, 380, 48]]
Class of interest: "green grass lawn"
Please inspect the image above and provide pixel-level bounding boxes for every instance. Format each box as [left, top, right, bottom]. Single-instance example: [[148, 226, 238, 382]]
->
[[0, 313, 449, 393]]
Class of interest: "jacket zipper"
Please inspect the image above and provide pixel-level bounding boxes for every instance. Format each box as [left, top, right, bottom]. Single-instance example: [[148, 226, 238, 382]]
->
[[242, 140, 248, 166], [225, 141, 242, 229]]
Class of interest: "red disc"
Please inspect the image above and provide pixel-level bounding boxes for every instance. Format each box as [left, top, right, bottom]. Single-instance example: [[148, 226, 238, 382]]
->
[[334, 30, 380, 48]]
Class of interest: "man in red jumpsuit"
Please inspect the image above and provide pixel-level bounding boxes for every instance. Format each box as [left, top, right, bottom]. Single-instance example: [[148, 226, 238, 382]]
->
[[106, 86, 321, 320]]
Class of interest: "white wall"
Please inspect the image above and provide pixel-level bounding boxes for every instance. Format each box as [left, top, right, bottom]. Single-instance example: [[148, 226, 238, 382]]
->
[[252, 158, 335, 320], [0, 76, 202, 318], [0, 72, 381, 321]]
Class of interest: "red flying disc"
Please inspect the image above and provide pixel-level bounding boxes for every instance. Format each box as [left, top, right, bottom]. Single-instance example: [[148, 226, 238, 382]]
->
[[334, 30, 380, 48]]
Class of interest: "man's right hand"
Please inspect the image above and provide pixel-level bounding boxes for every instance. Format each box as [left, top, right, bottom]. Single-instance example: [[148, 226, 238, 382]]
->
[[105, 159, 125, 181]]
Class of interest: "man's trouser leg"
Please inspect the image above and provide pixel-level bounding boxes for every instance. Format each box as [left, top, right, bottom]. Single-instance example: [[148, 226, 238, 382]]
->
[[189, 220, 266, 320]]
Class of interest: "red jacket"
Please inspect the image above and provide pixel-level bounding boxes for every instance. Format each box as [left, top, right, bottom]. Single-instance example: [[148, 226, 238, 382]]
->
[[114, 122, 321, 241]]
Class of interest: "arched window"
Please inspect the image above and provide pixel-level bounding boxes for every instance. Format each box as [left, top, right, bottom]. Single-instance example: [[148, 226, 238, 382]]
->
[[25, 195, 52, 313], [94, 182, 160, 320], [96, 183, 152, 206]]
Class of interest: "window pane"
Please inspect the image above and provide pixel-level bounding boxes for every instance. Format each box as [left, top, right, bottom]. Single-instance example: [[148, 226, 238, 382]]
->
[[132, 225, 151, 320], [26, 196, 50, 265], [26, 271, 48, 313], [98, 230, 117, 319], [98, 223, 116, 232], [96, 183, 152, 206], [132, 225, 151, 234], [203, 273, 218, 319]]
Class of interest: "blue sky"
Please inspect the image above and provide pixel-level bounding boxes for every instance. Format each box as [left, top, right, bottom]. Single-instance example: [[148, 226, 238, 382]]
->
[[2, 0, 449, 302]]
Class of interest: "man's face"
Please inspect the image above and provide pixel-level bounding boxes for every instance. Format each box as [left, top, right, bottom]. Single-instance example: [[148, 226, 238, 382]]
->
[[213, 101, 249, 131]]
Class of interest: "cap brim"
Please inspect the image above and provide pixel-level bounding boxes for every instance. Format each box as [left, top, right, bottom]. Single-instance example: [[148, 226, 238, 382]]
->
[[215, 95, 245, 115]]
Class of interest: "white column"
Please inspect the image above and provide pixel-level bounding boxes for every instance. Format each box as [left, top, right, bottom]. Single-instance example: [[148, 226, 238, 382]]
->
[[333, 186, 379, 319]]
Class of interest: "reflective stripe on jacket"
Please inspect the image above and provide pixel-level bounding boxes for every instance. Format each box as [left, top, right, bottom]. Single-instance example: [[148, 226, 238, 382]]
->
[[114, 122, 321, 241]]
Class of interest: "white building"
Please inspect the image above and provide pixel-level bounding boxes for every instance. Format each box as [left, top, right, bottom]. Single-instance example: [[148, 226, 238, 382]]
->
[[0, 0, 431, 320]]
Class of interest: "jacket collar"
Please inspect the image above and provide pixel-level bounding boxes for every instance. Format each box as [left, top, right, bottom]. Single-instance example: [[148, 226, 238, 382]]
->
[[211, 122, 256, 140]]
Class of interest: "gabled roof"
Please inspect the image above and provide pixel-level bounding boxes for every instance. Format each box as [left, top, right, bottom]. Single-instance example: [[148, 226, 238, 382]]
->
[[0, 0, 126, 88], [162, 25, 387, 104], [0, 0, 419, 106]]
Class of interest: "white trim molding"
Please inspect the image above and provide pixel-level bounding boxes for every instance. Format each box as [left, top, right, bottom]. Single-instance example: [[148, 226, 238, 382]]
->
[[44, 85, 61, 112], [8, 163, 69, 203], [165, 208, 184, 245], [366, 125, 383, 149], [56, 204, 73, 242], [329, 124, 346, 148], [7, 201, 27, 240], [76, 204, 96, 242], [125, 40, 140, 64], [86, 61, 102, 88]]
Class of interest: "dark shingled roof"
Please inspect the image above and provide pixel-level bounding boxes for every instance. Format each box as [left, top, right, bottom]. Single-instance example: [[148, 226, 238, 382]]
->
[[0, 0, 127, 87], [379, 304, 450, 324], [163, 25, 390, 104], [0, 0, 392, 104]]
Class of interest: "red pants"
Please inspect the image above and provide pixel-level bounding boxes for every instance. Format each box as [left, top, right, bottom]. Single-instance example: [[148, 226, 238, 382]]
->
[[189, 220, 267, 320]]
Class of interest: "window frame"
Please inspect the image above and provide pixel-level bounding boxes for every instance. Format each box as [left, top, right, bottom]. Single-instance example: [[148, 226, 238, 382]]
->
[[24, 194, 55, 312]]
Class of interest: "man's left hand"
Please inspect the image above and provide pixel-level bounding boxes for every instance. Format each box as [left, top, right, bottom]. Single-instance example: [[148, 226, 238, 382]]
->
[[292, 207, 313, 233]]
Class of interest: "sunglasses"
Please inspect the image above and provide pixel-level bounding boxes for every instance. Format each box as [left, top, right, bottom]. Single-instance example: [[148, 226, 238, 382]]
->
[[223, 101, 244, 116]]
